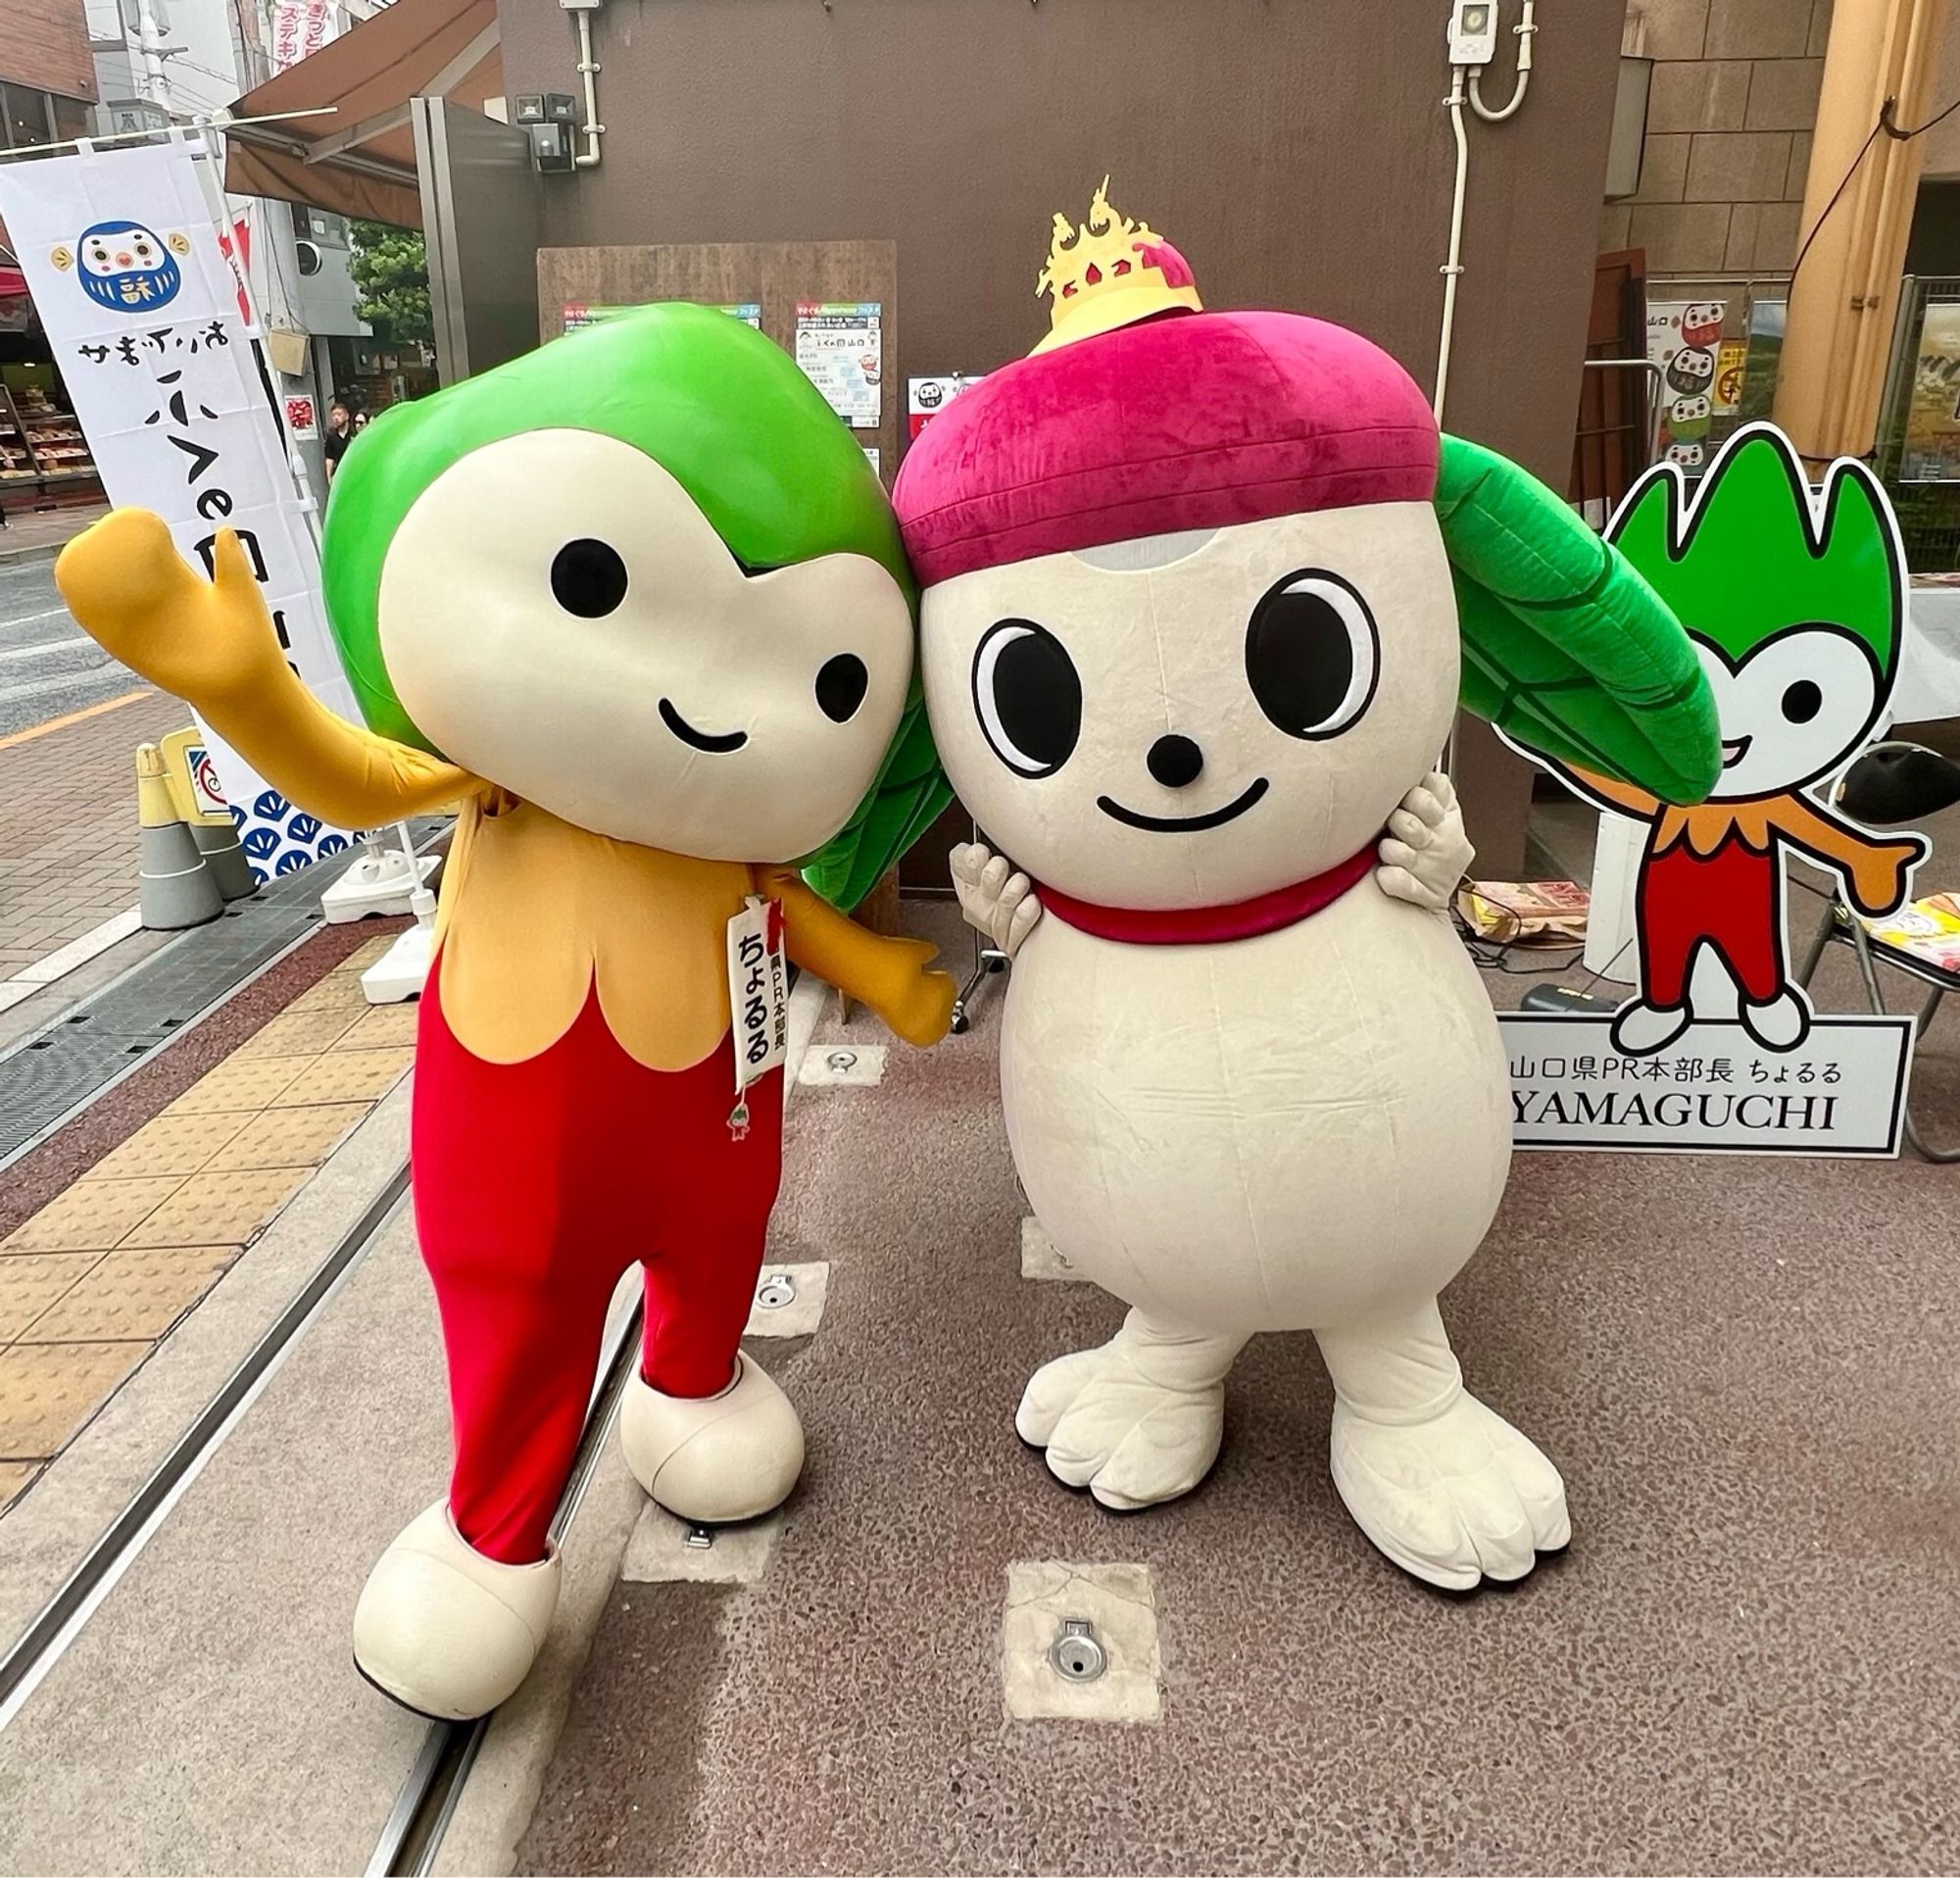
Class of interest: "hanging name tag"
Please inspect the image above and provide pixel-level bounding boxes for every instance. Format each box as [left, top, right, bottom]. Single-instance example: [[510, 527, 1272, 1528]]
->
[[725, 894, 789, 1139]]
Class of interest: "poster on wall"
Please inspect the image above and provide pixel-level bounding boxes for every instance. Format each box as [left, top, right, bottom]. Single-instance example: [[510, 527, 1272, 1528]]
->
[[1897, 300, 1960, 482], [1713, 337, 1747, 417], [562, 300, 761, 335], [795, 302, 881, 428], [1645, 299, 1725, 470], [0, 131, 355, 881], [1737, 296, 1785, 426], [906, 372, 988, 439], [1497, 421, 1924, 1158]]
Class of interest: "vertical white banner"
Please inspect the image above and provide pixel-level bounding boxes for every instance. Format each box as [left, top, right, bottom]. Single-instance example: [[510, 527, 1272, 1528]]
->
[[0, 132, 355, 881]]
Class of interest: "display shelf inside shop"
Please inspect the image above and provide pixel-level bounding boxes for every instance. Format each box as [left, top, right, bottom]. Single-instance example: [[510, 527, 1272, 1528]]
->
[[0, 380, 99, 502]]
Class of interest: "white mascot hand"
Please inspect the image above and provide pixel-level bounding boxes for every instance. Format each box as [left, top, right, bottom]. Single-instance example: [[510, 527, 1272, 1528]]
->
[[951, 841, 1042, 959], [1376, 770, 1473, 912]]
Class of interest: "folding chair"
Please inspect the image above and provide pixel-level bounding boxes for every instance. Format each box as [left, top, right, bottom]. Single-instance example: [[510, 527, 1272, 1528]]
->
[[1794, 741, 1960, 1162]]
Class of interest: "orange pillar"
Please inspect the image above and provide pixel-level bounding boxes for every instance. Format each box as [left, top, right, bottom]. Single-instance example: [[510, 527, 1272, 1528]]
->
[[1774, 0, 1952, 466]]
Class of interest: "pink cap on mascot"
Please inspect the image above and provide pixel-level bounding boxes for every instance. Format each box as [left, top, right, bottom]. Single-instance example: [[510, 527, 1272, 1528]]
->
[[894, 178, 1440, 587]]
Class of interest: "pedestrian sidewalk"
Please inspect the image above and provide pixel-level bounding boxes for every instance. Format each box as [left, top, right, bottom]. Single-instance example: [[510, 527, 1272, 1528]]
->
[[0, 688, 183, 982], [0, 502, 110, 567], [0, 930, 412, 1515]]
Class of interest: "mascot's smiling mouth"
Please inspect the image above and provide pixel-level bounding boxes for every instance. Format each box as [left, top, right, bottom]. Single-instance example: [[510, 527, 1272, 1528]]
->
[[659, 697, 749, 753], [1097, 777, 1270, 832], [1720, 735, 1753, 769]]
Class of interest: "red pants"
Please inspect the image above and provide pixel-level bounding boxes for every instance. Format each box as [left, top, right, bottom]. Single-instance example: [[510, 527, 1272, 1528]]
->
[[1638, 836, 1783, 1007], [412, 965, 783, 1564]]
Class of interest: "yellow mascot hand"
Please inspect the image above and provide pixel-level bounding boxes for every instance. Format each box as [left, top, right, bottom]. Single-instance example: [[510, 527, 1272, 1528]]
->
[[877, 944, 959, 1048], [57, 510, 282, 709]]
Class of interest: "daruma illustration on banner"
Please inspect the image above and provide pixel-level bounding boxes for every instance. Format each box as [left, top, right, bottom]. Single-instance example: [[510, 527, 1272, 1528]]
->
[[0, 132, 354, 880]]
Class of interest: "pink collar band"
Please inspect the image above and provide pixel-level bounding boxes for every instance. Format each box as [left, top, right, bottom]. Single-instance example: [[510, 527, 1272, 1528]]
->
[[1036, 843, 1378, 946]]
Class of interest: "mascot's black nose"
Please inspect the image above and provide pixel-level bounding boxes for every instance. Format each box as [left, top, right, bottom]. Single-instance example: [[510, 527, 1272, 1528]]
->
[[1147, 733, 1204, 789]]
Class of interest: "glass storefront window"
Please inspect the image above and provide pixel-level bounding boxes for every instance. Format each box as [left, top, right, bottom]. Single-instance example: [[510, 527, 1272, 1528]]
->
[[51, 95, 91, 143], [0, 84, 53, 151]]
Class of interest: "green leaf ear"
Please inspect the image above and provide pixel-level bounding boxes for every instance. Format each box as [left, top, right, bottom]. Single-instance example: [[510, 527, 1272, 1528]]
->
[[800, 687, 951, 911], [1436, 434, 1721, 805]]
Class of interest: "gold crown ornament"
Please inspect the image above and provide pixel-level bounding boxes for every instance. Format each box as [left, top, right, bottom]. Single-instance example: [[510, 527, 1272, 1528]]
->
[[1032, 177, 1203, 355]]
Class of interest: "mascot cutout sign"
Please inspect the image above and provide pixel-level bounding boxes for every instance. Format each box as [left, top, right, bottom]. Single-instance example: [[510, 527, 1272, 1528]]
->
[[56, 306, 956, 1720], [893, 183, 1721, 1591], [1502, 421, 1925, 1158]]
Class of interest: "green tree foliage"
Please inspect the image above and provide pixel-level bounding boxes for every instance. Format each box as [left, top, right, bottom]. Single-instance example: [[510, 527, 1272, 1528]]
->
[[349, 220, 432, 345]]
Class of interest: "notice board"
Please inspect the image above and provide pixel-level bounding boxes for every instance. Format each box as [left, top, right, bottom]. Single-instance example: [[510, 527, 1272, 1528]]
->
[[535, 241, 900, 482]]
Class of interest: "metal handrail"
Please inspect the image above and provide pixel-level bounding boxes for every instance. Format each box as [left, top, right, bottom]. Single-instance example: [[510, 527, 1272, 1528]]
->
[[1578, 355, 1666, 470]]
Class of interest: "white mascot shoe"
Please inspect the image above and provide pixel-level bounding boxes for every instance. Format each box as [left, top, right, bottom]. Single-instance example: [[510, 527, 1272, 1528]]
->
[[1329, 1390, 1571, 1591], [352, 1500, 561, 1720], [618, 1351, 805, 1522], [1016, 1309, 1242, 1510]]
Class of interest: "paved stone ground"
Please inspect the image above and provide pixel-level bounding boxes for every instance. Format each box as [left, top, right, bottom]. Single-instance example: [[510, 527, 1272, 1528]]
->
[[0, 689, 183, 975]]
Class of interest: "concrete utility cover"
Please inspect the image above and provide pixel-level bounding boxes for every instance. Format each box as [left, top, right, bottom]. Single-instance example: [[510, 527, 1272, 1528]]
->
[[1018, 1214, 1083, 1282], [742, 1260, 829, 1338], [1002, 1560, 1162, 1723], [620, 1506, 783, 1585], [796, 1045, 886, 1088]]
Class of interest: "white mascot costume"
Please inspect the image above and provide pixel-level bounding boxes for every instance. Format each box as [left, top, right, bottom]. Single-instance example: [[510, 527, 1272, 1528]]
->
[[891, 186, 1718, 1589]]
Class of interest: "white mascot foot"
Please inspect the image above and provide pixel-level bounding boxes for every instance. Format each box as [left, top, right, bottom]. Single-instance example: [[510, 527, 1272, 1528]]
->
[[618, 1350, 805, 1523], [352, 1500, 561, 1721], [1015, 1309, 1243, 1510], [1740, 986, 1809, 1050], [1329, 1390, 1571, 1591], [1611, 997, 1691, 1055]]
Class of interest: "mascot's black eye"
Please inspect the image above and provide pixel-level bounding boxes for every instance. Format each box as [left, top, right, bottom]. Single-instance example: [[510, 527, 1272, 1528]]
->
[[1245, 568, 1380, 739], [550, 537, 628, 618], [972, 618, 1082, 777], [1782, 678, 1823, 723], [815, 653, 869, 722]]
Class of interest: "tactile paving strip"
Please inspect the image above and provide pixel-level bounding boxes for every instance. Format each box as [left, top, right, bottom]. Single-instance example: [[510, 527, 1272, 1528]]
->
[[0, 824, 440, 1166]]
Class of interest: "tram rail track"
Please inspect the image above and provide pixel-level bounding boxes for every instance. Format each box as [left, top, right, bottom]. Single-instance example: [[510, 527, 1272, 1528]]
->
[[0, 1160, 414, 1734], [365, 1297, 645, 1878], [0, 1132, 645, 1876]]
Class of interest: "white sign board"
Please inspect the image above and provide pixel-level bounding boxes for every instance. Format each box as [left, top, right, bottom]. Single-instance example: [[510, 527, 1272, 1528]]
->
[[270, 0, 335, 70], [0, 133, 355, 881], [1501, 1011, 1913, 1157]]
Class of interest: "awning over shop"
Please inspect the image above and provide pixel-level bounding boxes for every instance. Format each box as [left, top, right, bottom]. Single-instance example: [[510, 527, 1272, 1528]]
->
[[221, 0, 503, 230]]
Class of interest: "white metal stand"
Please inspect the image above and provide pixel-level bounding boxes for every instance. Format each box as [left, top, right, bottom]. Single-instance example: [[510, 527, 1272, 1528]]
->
[[361, 879, 439, 1006], [1582, 810, 1644, 983], [320, 822, 440, 924]]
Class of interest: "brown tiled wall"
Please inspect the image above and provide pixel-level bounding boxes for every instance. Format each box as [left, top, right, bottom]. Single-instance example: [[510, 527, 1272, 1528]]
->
[[1604, 0, 1831, 273], [0, 0, 98, 104]]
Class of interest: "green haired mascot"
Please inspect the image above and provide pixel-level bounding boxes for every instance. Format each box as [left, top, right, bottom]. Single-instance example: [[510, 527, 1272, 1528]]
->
[[895, 183, 1720, 1590], [55, 307, 956, 1718]]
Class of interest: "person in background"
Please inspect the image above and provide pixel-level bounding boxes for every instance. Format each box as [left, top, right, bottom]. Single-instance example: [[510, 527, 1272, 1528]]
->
[[322, 400, 354, 478], [352, 411, 371, 434]]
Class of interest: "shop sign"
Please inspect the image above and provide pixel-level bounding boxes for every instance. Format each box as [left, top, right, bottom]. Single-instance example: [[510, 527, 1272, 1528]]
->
[[0, 132, 355, 881], [271, 0, 334, 72]]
